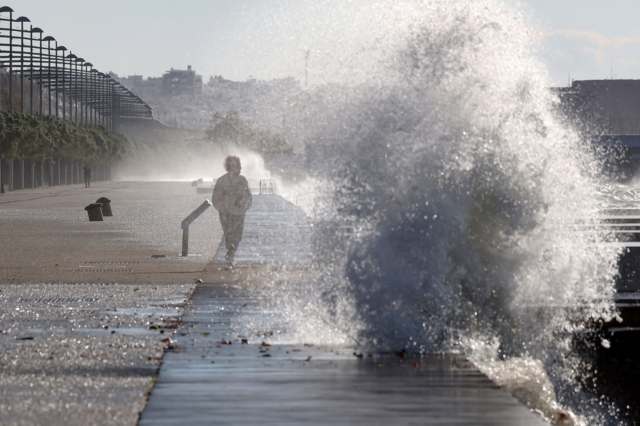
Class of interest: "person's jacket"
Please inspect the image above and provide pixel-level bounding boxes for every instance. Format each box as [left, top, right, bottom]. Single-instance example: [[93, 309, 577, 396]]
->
[[212, 173, 252, 215]]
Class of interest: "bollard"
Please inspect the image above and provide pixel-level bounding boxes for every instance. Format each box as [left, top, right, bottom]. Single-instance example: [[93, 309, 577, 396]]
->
[[96, 197, 113, 216], [85, 203, 104, 221]]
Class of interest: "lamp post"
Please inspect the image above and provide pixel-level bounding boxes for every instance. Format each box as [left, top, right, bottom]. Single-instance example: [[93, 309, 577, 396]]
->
[[76, 57, 86, 125], [0, 6, 14, 114], [97, 72, 105, 127], [40, 37, 56, 186], [43, 36, 54, 115], [66, 52, 76, 122], [55, 44, 66, 118], [28, 24, 34, 116], [31, 27, 43, 117], [3, 7, 14, 117], [113, 81, 122, 134], [15, 16, 30, 114], [85, 63, 94, 126], [0, 6, 14, 193], [30, 27, 44, 187], [89, 68, 98, 126], [14, 16, 30, 190], [105, 75, 114, 132]]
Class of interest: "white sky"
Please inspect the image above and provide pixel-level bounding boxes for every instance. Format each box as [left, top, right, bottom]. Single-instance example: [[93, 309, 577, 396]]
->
[[5, 0, 640, 86]]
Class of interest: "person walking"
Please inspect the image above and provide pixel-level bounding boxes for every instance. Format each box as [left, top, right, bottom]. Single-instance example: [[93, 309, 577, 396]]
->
[[212, 155, 252, 270], [83, 165, 92, 188]]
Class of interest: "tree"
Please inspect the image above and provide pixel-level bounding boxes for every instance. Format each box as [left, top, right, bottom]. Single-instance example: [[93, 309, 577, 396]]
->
[[205, 110, 293, 156], [0, 110, 132, 163]]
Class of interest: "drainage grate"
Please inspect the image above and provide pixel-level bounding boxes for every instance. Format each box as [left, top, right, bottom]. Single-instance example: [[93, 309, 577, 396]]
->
[[78, 265, 130, 268], [16, 298, 100, 303], [0, 267, 47, 270]]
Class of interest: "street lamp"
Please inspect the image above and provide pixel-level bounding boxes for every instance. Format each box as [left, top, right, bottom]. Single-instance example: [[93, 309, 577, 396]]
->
[[0, 6, 11, 193], [97, 72, 106, 127], [3, 7, 15, 116], [76, 57, 85, 124], [42, 35, 54, 115], [89, 67, 98, 126], [55, 44, 67, 119], [15, 16, 30, 114], [66, 52, 77, 122], [31, 27, 43, 116], [0, 6, 14, 113]]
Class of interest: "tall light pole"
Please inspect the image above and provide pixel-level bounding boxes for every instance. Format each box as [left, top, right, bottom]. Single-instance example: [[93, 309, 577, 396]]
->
[[0, 6, 14, 113], [31, 27, 43, 116], [43, 36, 55, 115], [66, 52, 76, 122], [0, 6, 14, 193], [76, 57, 86, 125], [7, 7, 14, 116], [16, 16, 30, 114], [84, 63, 94, 126], [55, 44, 67, 118]]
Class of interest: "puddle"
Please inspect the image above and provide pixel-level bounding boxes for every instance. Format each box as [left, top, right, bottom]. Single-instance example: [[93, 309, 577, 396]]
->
[[106, 306, 184, 317], [74, 327, 161, 336]]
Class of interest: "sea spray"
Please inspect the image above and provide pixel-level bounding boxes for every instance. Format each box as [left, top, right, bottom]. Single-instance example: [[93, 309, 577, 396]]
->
[[235, 0, 622, 423]]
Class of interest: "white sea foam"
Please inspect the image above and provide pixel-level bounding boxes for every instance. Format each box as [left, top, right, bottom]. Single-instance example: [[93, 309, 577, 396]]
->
[[235, 0, 623, 423]]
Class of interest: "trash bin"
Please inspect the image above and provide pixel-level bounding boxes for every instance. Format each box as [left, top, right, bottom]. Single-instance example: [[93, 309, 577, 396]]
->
[[96, 197, 112, 216], [85, 203, 103, 221]]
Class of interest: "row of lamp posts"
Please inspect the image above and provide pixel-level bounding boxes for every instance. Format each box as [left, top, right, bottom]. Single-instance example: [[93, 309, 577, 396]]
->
[[0, 5, 157, 193]]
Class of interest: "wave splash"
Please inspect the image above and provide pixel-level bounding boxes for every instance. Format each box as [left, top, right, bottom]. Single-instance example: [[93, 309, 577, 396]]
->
[[239, 1, 622, 423]]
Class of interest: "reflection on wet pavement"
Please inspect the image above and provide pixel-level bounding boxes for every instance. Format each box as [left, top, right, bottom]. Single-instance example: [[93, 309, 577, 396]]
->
[[140, 286, 544, 426]]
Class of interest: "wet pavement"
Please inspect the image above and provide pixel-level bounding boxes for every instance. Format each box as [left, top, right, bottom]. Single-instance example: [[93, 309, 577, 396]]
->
[[0, 181, 208, 425], [0, 181, 545, 425], [212, 194, 312, 265], [0, 181, 220, 284], [139, 285, 544, 426], [0, 283, 193, 426], [141, 192, 545, 425]]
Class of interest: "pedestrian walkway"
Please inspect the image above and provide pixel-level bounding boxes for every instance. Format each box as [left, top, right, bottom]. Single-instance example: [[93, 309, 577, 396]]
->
[[213, 194, 313, 265], [0, 181, 220, 284], [139, 195, 544, 425]]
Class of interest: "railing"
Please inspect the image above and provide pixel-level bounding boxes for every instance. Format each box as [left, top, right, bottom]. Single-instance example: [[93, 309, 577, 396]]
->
[[180, 199, 212, 257], [259, 179, 276, 194]]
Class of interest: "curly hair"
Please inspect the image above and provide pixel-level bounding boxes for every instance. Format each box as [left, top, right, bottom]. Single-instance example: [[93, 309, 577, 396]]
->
[[223, 155, 241, 171]]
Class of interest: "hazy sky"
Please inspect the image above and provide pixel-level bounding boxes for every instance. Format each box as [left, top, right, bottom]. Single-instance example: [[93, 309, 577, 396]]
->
[[4, 0, 640, 86]]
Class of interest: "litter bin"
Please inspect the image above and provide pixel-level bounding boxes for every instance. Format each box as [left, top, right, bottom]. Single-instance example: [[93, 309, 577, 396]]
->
[[85, 203, 103, 221], [96, 197, 112, 216]]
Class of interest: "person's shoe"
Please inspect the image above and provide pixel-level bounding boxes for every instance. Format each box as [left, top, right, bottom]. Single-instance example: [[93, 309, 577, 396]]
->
[[225, 262, 234, 271]]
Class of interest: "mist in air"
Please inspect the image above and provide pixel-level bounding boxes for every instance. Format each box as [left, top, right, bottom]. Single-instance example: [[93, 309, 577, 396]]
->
[[109, 1, 628, 424]]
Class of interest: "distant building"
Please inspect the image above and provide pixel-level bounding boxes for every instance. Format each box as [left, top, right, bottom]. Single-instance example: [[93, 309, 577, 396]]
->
[[109, 73, 163, 98], [162, 65, 203, 96], [554, 80, 640, 134]]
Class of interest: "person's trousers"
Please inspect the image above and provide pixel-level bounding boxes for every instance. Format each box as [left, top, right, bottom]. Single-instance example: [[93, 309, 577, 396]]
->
[[84, 176, 91, 187], [219, 213, 245, 262]]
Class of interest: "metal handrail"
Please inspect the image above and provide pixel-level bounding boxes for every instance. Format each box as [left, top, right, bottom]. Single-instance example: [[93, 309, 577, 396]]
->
[[180, 199, 212, 257]]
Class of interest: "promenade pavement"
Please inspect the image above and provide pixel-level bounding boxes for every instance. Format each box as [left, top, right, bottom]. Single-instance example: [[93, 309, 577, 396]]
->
[[141, 191, 546, 425], [0, 181, 220, 284], [0, 181, 215, 426], [0, 181, 545, 425]]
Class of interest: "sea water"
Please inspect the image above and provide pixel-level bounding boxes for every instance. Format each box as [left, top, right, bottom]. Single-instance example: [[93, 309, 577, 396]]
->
[[236, 1, 627, 424]]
